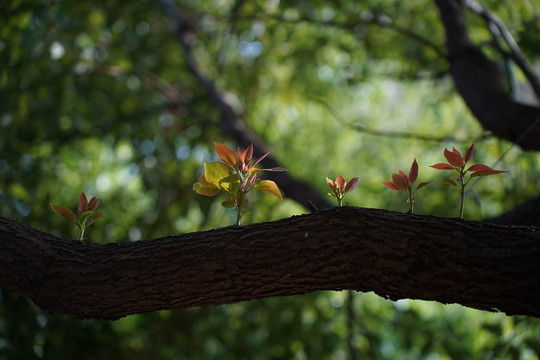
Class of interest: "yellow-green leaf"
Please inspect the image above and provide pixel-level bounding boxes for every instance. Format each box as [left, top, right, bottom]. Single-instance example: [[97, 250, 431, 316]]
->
[[254, 180, 283, 204], [204, 161, 241, 195], [193, 174, 220, 196], [50, 203, 77, 223]]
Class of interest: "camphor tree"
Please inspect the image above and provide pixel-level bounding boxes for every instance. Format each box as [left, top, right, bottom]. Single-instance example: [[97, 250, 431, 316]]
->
[[1, 0, 540, 359]]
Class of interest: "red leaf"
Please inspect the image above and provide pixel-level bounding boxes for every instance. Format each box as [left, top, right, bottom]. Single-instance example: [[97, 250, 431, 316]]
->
[[467, 164, 494, 172], [239, 143, 254, 165], [88, 197, 100, 211], [214, 142, 239, 166], [464, 143, 474, 164], [416, 180, 432, 191], [398, 169, 409, 185], [335, 175, 345, 189], [469, 169, 508, 178], [382, 181, 400, 190], [430, 163, 455, 170], [50, 203, 77, 223], [452, 147, 462, 158], [409, 159, 418, 184], [252, 152, 270, 167], [344, 176, 359, 194], [79, 192, 88, 215], [391, 173, 408, 190], [444, 148, 463, 167], [326, 178, 336, 191]]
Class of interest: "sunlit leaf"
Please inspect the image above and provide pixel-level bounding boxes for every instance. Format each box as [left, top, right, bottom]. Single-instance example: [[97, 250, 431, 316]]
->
[[193, 174, 220, 196], [214, 142, 239, 167], [254, 180, 283, 204], [204, 161, 241, 195], [430, 163, 455, 170], [50, 203, 77, 223], [335, 175, 345, 189]]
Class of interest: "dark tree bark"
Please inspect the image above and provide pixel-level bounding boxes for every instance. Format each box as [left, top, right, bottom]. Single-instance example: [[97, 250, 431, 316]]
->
[[435, 0, 540, 151], [1, 208, 539, 320], [488, 196, 540, 227]]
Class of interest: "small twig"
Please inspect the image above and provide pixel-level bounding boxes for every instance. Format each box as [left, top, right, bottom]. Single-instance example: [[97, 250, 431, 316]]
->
[[465, 0, 540, 101], [311, 96, 487, 143]]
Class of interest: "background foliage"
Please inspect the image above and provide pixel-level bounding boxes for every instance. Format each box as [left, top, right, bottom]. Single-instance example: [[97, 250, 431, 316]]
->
[[1, 0, 540, 358]]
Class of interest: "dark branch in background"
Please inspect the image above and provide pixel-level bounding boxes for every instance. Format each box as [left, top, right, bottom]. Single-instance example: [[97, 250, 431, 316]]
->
[[464, 0, 540, 101], [160, 0, 332, 210], [435, 0, 540, 151], [488, 196, 540, 227], [1, 210, 539, 320]]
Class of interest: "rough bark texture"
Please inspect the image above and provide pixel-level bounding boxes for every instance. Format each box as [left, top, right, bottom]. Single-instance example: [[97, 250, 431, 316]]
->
[[1, 208, 539, 320], [435, 0, 540, 150]]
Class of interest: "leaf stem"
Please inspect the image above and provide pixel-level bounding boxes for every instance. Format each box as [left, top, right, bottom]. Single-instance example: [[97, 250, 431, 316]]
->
[[459, 170, 465, 219], [79, 226, 86, 242]]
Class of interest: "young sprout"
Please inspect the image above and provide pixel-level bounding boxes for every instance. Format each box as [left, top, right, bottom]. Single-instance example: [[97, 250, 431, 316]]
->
[[430, 143, 507, 219], [193, 142, 286, 225], [383, 158, 431, 214], [327, 175, 359, 207], [50, 192, 103, 241]]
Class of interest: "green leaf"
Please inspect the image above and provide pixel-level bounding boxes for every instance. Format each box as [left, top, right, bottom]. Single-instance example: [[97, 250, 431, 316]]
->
[[441, 178, 458, 187], [78, 210, 94, 228], [193, 174, 220, 196], [87, 211, 103, 226], [254, 180, 283, 204], [50, 203, 77, 223], [204, 161, 241, 195], [221, 200, 235, 208]]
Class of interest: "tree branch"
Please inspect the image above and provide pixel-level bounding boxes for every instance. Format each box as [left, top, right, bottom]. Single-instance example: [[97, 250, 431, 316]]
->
[[464, 0, 540, 101], [160, 0, 333, 210], [435, 0, 540, 151], [1, 209, 539, 320]]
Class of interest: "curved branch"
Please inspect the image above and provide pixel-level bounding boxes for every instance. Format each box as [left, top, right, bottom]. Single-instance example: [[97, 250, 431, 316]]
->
[[160, 0, 332, 210], [435, 0, 540, 151], [464, 0, 540, 100], [1, 209, 539, 320]]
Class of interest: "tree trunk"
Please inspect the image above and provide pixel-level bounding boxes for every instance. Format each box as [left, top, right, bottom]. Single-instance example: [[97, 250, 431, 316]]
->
[[1, 208, 538, 320], [435, 0, 540, 151]]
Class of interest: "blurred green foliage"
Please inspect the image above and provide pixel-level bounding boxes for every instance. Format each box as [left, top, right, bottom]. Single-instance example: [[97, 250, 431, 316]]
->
[[1, 0, 540, 358]]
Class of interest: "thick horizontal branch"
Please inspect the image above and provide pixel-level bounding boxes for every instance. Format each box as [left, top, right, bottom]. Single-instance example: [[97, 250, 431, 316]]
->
[[1, 208, 539, 320]]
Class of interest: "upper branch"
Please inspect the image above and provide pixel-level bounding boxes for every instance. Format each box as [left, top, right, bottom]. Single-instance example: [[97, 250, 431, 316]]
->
[[435, 0, 540, 151], [160, 0, 332, 210], [1, 209, 539, 320]]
